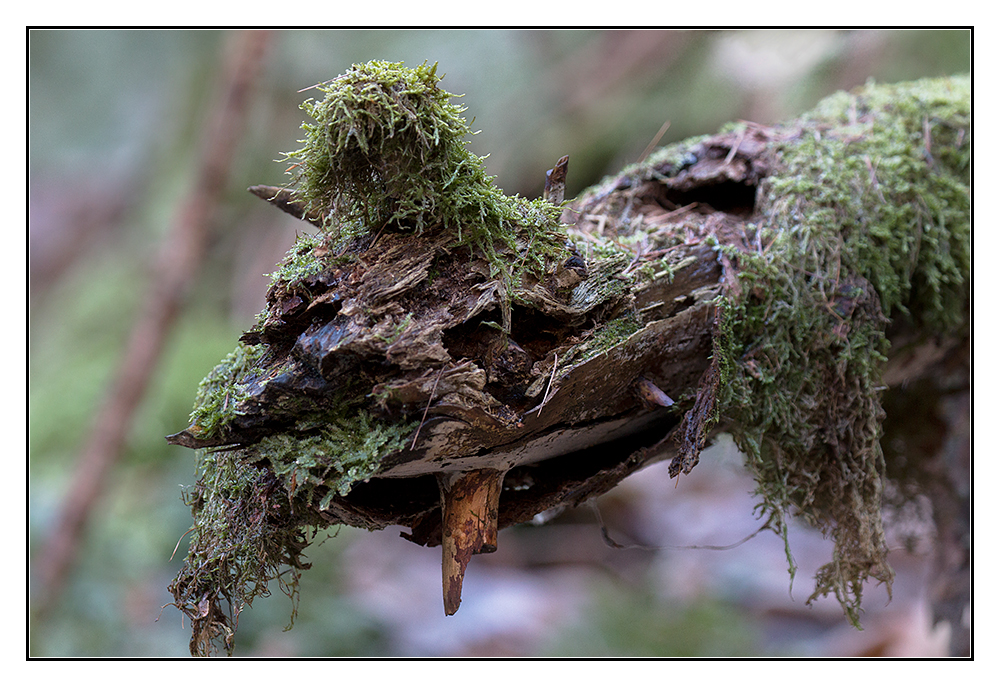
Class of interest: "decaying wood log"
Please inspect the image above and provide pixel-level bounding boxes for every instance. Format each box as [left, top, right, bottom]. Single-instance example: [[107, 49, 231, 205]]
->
[[167, 63, 969, 655]]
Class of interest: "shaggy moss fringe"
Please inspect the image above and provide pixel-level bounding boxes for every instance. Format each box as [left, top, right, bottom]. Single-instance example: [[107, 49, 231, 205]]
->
[[716, 76, 969, 625]]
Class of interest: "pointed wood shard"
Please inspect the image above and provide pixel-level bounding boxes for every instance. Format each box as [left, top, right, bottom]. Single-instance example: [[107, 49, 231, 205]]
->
[[248, 184, 325, 227], [636, 375, 674, 408], [438, 468, 505, 615], [543, 155, 569, 205]]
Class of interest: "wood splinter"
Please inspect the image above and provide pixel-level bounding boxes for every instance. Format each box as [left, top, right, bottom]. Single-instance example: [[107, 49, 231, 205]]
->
[[437, 468, 505, 616], [543, 155, 569, 205], [247, 184, 325, 227], [636, 375, 675, 408]]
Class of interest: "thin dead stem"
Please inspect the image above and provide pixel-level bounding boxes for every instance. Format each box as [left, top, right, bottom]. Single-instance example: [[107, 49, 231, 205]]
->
[[411, 366, 445, 450], [536, 353, 559, 416]]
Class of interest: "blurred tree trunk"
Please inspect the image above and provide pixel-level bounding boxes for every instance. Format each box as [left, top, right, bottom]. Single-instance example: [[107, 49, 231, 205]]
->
[[33, 30, 272, 621]]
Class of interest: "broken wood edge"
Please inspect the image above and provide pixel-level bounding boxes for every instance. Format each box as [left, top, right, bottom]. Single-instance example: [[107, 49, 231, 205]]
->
[[437, 468, 506, 615], [543, 155, 570, 205], [248, 184, 324, 227]]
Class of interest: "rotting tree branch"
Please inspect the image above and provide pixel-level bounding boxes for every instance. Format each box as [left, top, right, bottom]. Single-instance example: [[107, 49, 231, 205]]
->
[[166, 65, 969, 655]]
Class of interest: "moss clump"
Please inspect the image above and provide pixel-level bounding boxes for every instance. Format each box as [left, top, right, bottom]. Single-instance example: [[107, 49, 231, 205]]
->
[[171, 405, 415, 655], [714, 76, 969, 625], [285, 60, 562, 249], [775, 77, 970, 332], [254, 412, 419, 506], [262, 231, 329, 288], [168, 449, 323, 656], [277, 60, 568, 328], [187, 341, 263, 440]]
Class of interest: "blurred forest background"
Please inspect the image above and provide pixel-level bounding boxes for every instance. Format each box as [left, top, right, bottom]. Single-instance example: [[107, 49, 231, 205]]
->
[[28, 29, 970, 657]]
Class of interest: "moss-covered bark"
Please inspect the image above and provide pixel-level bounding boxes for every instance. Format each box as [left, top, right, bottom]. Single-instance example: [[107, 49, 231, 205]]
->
[[570, 75, 969, 628], [167, 64, 969, 655], [714, 77, 969, 625]]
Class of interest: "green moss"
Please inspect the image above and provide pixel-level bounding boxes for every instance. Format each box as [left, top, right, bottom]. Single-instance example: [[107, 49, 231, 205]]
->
[[590, 311, 643, 350], [559, 310, 642, 370], [172, 403, 415, 655], [375, 313, 413, 345], [772, 76, 970, 332], [264, 232, 328, 287], [276, 60, 569, 329], [284, 60, 564, 254], [168, 448, 323, 656], [253, 412, 419, 504], [711, 76, 970, 625], [187, 341, 263, 439]]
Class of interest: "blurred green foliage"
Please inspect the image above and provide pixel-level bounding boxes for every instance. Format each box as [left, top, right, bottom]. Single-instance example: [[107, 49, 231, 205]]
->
[[28, 29, 969, 657]]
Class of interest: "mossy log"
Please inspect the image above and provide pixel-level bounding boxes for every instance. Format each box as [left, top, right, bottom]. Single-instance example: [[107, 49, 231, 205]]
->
[[167, 63, 969, 655]]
